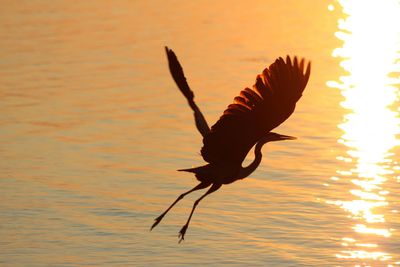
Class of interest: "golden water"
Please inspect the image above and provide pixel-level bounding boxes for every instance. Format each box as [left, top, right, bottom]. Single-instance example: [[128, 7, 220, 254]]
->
[[1, 1, 399, 266]]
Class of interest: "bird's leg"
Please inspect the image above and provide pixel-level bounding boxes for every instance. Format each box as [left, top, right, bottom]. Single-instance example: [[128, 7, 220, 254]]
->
[[151, 182, 211, 231], [178, 183, 221, 243]]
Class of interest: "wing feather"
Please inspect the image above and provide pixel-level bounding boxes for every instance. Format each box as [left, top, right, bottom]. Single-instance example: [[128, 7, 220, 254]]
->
[[201, 56, 311, 164]]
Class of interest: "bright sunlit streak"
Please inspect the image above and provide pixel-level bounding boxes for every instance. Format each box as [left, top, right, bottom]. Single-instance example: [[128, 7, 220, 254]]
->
[[327, 0, 400, 264]]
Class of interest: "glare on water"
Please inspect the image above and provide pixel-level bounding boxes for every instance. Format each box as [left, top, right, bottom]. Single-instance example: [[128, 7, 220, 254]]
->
[[327, 0, 400, 265]]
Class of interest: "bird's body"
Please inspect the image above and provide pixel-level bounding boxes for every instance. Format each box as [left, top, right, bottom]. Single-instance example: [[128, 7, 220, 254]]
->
[[180, 132, 296, 185], [151, 47, 311, 242]]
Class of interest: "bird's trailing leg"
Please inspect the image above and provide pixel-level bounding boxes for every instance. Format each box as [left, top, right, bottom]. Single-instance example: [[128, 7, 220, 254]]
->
[[150, 182, 211, 231], [178, 183, 221, 243]]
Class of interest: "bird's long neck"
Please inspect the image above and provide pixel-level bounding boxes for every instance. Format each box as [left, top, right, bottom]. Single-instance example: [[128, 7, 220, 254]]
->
[[237, 138, 269, 179]]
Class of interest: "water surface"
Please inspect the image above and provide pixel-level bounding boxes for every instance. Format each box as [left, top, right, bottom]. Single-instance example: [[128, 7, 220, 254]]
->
[[1, 1, 400, 266]]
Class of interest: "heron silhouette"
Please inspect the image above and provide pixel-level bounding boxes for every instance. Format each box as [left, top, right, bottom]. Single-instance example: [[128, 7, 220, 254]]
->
[[151, 47, 311, 243]]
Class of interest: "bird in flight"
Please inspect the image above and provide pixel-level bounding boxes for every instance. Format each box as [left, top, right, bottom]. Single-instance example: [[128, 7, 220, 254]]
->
[[151, 47, 311, 243]]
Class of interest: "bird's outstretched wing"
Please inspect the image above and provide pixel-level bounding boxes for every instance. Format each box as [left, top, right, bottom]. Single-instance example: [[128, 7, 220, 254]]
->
[[165, 47, 210, 137], [201, 56, 311, 164]]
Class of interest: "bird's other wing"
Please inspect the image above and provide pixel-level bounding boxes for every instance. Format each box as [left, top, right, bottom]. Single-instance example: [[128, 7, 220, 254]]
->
[[165, 47, 210, 137], [201, 56, 311, 164]]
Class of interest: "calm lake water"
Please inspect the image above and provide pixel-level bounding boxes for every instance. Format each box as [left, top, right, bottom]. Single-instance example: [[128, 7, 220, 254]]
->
[[1, 1, 400, 266]]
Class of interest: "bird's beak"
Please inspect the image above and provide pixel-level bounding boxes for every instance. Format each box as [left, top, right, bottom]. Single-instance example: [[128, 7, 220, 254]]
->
[[279, 134, 297, 140]]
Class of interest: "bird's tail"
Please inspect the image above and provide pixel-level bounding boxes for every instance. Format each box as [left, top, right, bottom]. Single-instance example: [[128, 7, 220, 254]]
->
[[178, 164, 212, 182], [178, 166, 202, 173], [178, 167, 194, 172]]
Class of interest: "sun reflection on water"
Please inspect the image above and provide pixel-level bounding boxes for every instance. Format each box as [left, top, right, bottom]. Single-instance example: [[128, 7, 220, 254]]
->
[[327, 0, 400, 265]]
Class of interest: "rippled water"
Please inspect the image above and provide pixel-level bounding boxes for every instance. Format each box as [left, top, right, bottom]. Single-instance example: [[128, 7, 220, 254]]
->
[[1, 1, 400, 266]]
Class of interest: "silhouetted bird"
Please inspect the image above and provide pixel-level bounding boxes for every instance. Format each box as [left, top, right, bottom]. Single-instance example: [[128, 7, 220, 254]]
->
[[151, 47, 311, 243]]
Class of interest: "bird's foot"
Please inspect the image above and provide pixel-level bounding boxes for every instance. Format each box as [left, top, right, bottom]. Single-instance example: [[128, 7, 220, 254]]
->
[[150, 214, 164, 231], [178, 224, 188, 243]]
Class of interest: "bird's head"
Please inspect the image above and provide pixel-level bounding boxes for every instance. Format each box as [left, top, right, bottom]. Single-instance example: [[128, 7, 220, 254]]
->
[[263, 132, 297, 142]]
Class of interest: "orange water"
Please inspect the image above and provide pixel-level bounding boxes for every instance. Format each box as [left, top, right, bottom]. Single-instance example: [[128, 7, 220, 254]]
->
[[1, 1, 400, 266]]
